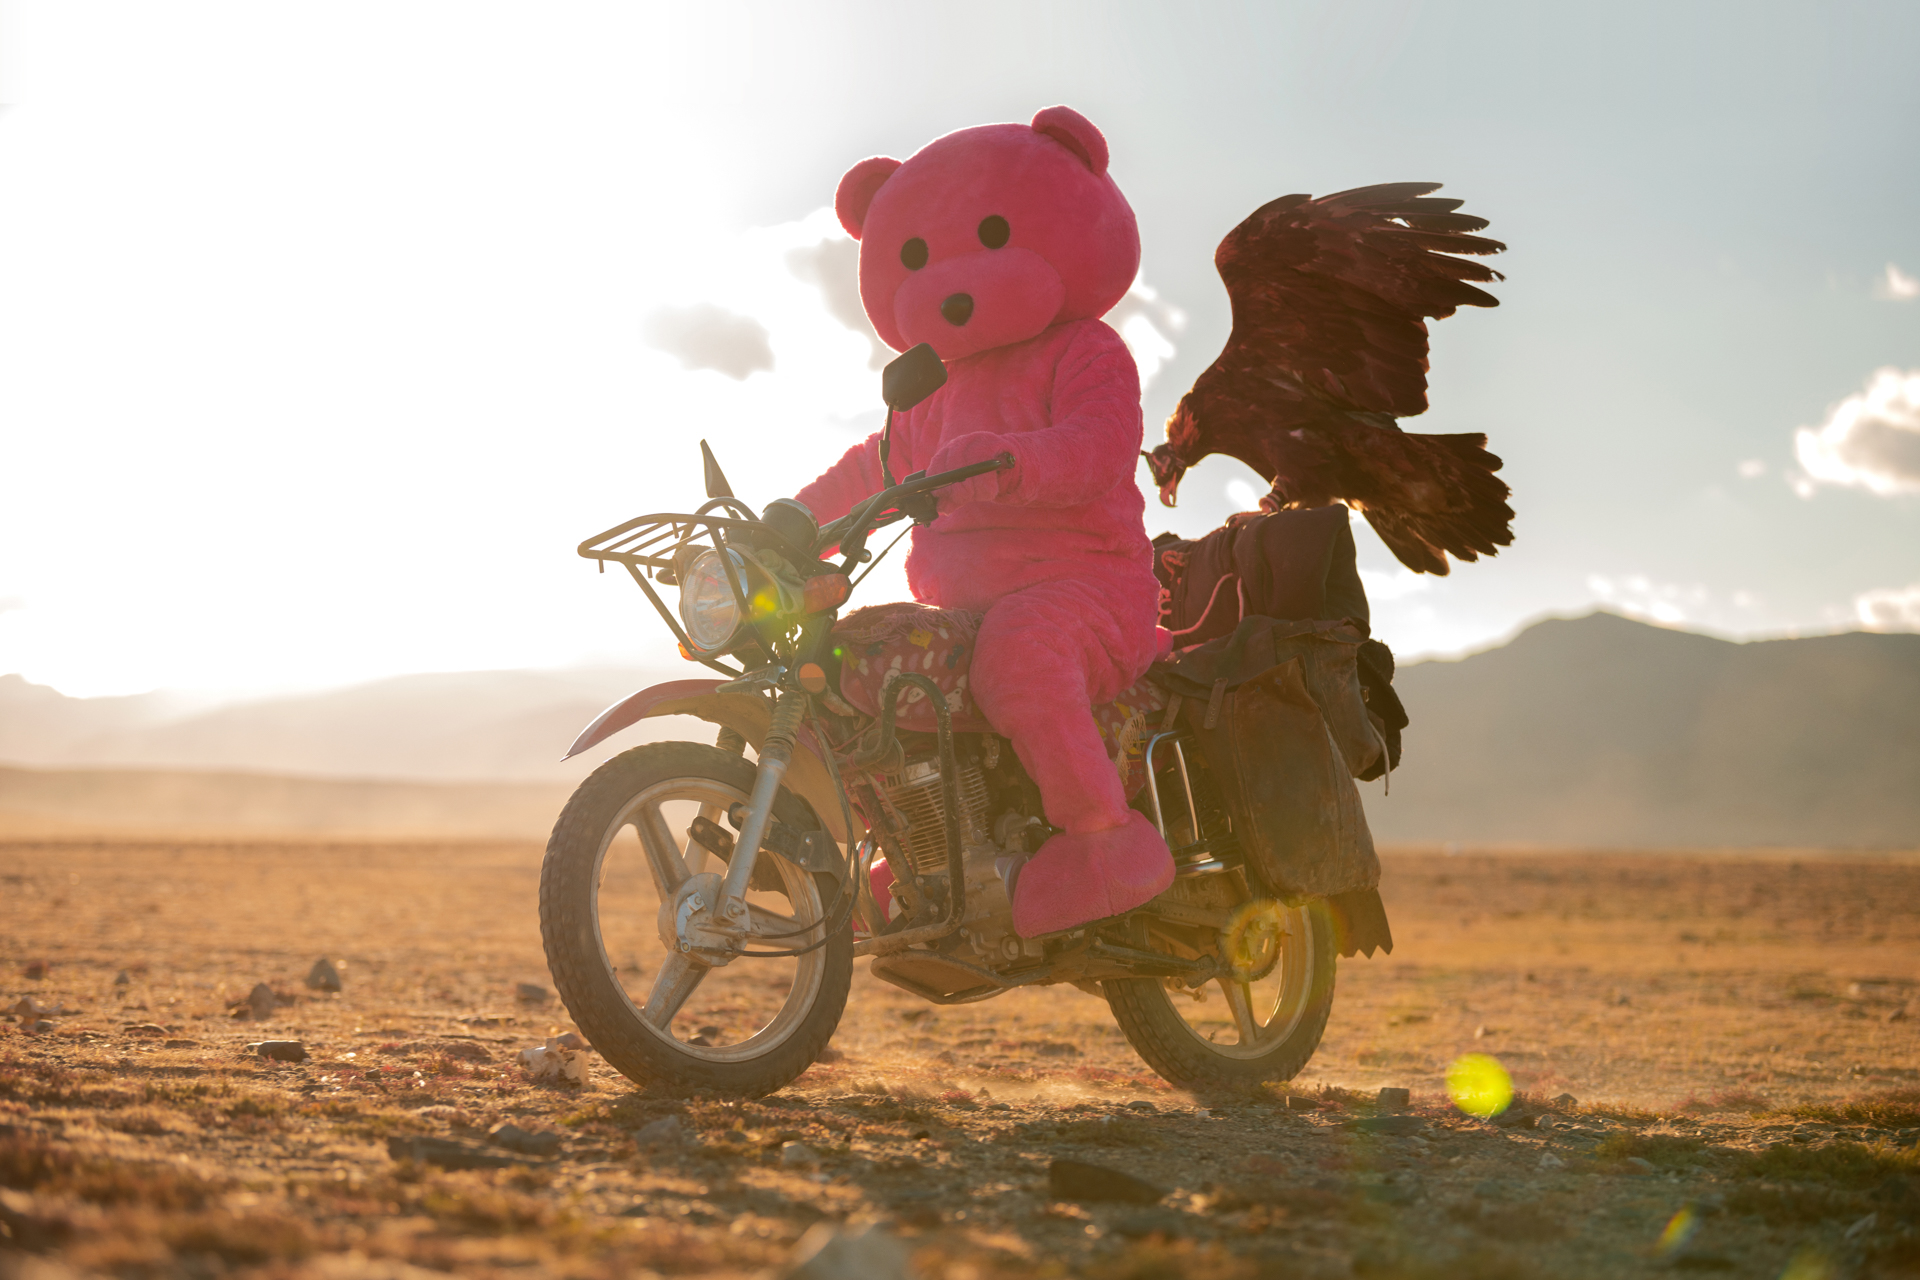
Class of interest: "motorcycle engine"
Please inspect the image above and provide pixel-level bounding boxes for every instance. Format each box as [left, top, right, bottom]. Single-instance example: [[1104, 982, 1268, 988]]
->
[[875, 752, 993, 878]]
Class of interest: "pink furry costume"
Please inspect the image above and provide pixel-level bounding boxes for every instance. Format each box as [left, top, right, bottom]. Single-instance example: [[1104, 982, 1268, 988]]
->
[[795, 106, 1174, 937]]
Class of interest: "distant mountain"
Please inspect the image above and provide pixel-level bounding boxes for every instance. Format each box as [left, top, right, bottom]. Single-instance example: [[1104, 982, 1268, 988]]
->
[[1369, 611, 1920, 847], [4, 613, 1916, 846], [0, 665, 683, 783]]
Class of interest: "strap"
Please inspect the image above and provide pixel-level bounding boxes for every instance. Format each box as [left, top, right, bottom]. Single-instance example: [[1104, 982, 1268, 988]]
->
[[1204, 678, 1228, 730], [1166, 573, 1239, 639], [1160, 693, 1184, 731]]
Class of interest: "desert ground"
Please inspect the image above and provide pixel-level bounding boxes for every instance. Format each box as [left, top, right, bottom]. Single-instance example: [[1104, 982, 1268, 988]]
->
[[3, 835, 1917, 1279]]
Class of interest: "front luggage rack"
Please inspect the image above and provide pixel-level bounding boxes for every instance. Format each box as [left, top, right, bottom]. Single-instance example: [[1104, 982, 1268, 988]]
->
[[576, 503, 764, 677], [577, 501, 760, 574]]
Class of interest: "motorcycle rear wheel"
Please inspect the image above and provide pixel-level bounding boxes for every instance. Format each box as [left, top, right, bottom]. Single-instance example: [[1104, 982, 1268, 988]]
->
[[539, 742, 853, 1098], [1103, 900, 1336, 1091]]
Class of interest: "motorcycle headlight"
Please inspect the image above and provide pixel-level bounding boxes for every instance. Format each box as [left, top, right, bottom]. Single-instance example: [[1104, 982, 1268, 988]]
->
[[678, 549, 745, 651]]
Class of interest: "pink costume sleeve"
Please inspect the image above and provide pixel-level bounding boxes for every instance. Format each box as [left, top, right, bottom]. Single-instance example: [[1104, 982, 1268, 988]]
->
[[794, 433, 886, 527], [931, 323, 1143, 509], [1009, 325, 1143, 507]]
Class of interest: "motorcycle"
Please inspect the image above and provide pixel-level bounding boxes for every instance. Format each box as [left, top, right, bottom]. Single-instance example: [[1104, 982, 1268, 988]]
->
[[540, 344, 1370, 1099]]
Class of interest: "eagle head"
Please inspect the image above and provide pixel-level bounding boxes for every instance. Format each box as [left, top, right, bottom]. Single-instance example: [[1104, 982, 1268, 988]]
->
[[1143, 400, 1201, 506], [1142, 443, 1186, 507]]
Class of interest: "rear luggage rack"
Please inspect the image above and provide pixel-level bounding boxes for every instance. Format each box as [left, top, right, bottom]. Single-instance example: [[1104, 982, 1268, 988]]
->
[[1143, 730, 1238, 876]]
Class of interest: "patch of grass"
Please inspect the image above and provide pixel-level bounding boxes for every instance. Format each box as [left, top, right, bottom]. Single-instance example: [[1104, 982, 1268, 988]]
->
[[224, 1093, 283, 1119], [0, 1057, 142, 1110], [1593, 1129, 1710, 1167], [1764, 1087, 1920, 1130], [1674, 1089, 1771, 1115], [420, 1181, 566, 1234], [160, 1209, 315, 1265], [1081, 1239, 1268, 1280], [1577, 1102, 1666, 1123], [99, 1105, 193, 1136], [0, 1132, 226, 1209], [1354, 1244, 1539, 1280], [1734, 1139, 1920, 1189], [0, 1055, 73, 1098], [1723, 1180, 1866, 1225], [328, 1109, 426, 1141]]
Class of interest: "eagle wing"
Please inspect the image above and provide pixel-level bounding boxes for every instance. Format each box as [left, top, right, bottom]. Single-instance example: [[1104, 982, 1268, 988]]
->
[[1145, 183, 1513, 575]]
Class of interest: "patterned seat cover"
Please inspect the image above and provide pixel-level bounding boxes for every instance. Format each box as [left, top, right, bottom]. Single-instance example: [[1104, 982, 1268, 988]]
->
[[828, 602, 1168, 798]]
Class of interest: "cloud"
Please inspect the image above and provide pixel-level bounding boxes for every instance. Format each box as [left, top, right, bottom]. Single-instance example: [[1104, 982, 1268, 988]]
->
[[1106, 273, 1186, 391], [641, 303, 774, 380], [1875, 263, 1919, 302], [1856, 584, 1920, 631], [785, 236, 889, 370], [1586, 573, 1709, 625], [1360, 566, 1432, 603], [1792, 367, 1920, 497]]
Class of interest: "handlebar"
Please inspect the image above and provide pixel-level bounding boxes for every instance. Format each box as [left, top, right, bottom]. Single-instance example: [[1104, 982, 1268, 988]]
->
[[812, 451, 1014, 560]]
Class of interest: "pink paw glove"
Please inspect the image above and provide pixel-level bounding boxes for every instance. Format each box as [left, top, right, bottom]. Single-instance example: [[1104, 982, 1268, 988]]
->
[[928, 432, 1016, 511]]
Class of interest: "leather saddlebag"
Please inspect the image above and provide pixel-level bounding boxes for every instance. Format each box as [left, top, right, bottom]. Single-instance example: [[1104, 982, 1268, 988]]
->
[[1152, 616, 1383, 904]]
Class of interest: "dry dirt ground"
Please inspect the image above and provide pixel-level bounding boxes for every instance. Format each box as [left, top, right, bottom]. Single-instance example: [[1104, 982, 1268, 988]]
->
[[3, 837, 1918, 1279]]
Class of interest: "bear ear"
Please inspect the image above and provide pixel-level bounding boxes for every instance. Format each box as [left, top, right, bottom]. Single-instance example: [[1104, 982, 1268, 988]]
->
[[835, 157, 902, 240], [1031, 106, 1109, 176]]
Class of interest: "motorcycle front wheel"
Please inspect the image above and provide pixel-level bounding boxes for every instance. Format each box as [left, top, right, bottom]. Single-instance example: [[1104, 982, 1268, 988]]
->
[[539, 741, 853, 1098], [1103, 898, 1336, 1092]]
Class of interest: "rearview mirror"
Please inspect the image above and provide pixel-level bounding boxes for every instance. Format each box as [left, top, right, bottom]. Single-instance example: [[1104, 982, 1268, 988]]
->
[[881, 343, 948, 412], [700, 439, 735, 500]]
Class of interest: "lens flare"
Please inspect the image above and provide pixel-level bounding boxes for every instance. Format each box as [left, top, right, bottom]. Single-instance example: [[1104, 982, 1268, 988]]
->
[[1445, 1053, 1513, 1118], [1656, 1205, 1698, 1257], [1779, 1248, 1835, 1280]]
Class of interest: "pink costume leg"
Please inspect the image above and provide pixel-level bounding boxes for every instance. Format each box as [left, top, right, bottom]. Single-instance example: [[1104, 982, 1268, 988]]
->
[[970, 578, 1173, 936]]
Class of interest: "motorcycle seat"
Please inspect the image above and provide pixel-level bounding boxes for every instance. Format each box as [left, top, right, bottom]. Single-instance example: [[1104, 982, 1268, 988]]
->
[[826, 601, 1168, 799]]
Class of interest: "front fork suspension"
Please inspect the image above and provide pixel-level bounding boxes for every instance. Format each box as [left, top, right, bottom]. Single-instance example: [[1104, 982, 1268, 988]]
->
[[709, 688, 807, 934]]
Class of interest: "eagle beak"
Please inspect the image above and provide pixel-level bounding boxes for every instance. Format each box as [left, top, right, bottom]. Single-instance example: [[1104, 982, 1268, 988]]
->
[[1142, 446, 1184, 507]]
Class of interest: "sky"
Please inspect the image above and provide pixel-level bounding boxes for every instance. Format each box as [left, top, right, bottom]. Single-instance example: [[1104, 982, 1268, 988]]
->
[[2, 0, 1917, 700]]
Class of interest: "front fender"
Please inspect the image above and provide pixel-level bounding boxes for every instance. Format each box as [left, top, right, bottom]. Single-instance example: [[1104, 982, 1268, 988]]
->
[[565, 680, 852, 844]]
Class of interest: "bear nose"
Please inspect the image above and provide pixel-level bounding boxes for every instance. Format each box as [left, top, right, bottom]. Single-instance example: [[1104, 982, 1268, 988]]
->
[[940, 293, 974, 326]]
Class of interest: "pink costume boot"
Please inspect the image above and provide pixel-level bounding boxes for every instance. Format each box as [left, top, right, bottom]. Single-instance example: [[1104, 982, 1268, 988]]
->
[[969, 582, 1174, 938], [1010, 810, 1173, 937]]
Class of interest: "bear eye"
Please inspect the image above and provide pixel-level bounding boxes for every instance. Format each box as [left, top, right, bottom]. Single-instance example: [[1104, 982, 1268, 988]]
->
[[978, 216, 1010, 249], [900, 238, 929, 270]]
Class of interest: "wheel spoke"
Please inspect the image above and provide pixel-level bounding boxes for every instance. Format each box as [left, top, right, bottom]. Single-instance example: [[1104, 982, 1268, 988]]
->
[[682, 802, 723, 875], [746, 901, 802, 939], [642, 951, 708, 1027], [1220, 977, 1261, 1046], [634, 802, 691, 897]]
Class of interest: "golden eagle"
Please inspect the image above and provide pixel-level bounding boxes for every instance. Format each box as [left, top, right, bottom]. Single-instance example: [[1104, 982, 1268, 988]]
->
[[1142, 183, 1513, 575]]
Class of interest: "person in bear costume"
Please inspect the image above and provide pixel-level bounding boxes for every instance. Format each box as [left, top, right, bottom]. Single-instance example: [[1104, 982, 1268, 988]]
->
[[794, 106, 1174, 938]]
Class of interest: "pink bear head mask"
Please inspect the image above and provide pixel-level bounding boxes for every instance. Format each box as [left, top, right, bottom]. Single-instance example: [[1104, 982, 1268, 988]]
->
[[834, 106, 1141, 363]]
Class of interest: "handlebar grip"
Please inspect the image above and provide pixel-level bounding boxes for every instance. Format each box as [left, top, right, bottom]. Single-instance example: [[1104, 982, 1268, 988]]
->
[[814, 451, 1018, 556], [938, 452, 1016, 483]]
